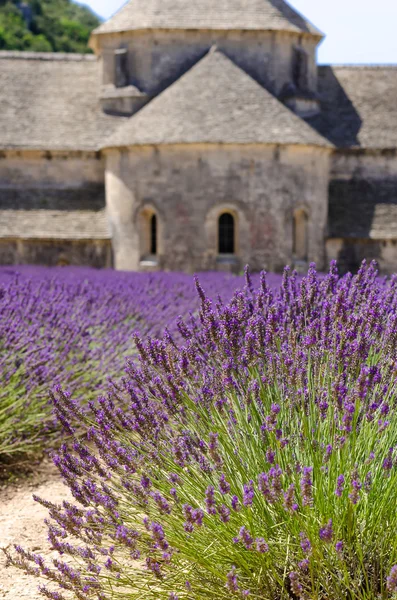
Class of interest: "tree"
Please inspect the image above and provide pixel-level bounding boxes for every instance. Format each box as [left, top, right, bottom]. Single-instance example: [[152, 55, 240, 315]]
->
[[0, 0, 100, 53]]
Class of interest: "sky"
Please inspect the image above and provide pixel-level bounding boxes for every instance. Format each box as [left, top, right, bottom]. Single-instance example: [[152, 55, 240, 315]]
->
[[80, 0, 397, 65]]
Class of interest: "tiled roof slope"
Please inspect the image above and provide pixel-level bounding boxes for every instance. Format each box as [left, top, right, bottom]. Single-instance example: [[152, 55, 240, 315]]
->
[[308, 65, 397, 149], [0, 186, 110, 239], [0, 210, 110, 240], [93, 0, 322, 36], [329, 178, 397, 240], [0, 52, 125, 151], [103, 49, 330, 149]]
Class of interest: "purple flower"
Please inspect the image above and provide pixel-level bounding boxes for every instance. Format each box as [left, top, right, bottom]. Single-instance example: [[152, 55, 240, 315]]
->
[[205, 486, 217, 515], [169, 473, 181, 485], [231, 495, 241, 512], [192, 508, 204, 527], [243, 480, 254, 507], [255, 538, 269, 553], [335, 541, 344, 555], [349, 475, 362, 505], [269, 465, 283, 499], [266, 449, 276, 464], [289, 572, 303, 596], [300, 467, 313, 506], [364, 472, 372, 492], [283, 483, 298, 512], [387, 566, 397, 592], [226, 566, 239, 593], [299, 532, 311, 554], [258, 472, 272, 501], [219, 504, 231, 523], [219, 474, 231, 494], [383, 448, 394, 473], [335, 475, 345, 497], [298, 559, 309, 571], [141, 475, 152, 489], [238, 526, 254, 550], [319, 519, 333, 542]]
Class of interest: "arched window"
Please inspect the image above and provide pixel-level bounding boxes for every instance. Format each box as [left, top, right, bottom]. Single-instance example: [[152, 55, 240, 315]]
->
[[115, 47, 128, 88], [150, 214, 157, 255], [218, 213, 235, 254], [292, 47, 308, 91], [293, 209, 308, 261], [139, 208, 159, 263]]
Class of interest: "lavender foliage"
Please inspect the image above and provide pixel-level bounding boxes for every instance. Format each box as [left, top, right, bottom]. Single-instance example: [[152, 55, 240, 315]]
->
[[6, 261, 397, 599], [0, 266, 253, 459]]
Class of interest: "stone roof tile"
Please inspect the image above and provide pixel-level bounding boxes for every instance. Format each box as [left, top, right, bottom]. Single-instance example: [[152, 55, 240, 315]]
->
[[93, 0, 322, 36], [0, 209, 111, 240], [308, 65, 397, 149], [103, 49, 331, 148], [0, 52, 125, 152]]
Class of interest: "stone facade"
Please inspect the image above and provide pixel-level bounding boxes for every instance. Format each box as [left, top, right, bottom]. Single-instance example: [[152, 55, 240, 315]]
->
[[0, 150, 110, 267], [1, 0, 397, 274], [0, 239, 112, 267], [98, 29, 318, 113], [326, 149, 397, 272], [106, 144, 330, 272]]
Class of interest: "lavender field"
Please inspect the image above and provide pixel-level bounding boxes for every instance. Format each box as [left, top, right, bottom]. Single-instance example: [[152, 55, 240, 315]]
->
[[3, 262, 397, 600], [0, 266, 266, 460]]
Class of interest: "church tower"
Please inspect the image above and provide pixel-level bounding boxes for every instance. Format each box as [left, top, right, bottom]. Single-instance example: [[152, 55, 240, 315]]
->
[[89, 0, 323, 117]]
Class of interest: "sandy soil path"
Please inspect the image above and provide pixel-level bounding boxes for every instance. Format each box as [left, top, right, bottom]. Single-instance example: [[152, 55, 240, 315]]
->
[[0, 462, 70, 599]]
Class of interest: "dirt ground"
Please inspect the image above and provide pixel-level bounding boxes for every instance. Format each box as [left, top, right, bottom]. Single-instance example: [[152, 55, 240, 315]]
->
[[0, 461, 71, 599]]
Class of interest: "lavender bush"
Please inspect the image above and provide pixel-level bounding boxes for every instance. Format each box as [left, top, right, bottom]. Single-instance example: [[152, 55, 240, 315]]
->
[[7, 261, 397, 599], [0, 267, 249, 460]]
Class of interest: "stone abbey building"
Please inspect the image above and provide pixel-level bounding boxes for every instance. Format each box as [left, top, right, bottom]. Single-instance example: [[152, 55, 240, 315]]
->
[[1, 0, 397, 273]]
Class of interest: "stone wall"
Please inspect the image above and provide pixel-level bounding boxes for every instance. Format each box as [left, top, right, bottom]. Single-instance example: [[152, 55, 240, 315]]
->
[[326, 238, 397, 275], [327, 149, 397, 273], [105, 143, 331, 273], [0, 150, 104, 194], [0, 150, 110, 267], [0, 150, 105, 213], [99, 29, 319, 99], [0, 239, 112, 267]]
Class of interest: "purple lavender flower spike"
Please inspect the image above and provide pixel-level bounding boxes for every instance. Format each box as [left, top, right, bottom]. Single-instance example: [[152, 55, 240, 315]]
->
[[205, 486, 217, 515], [289, 572, 303, 597], [219, 473, 231, 494], [243, 480, 255, 507], [226, 566, 239, 593], [335, 475, 345, 497], [300, 533, 312, 554], [319, 519, 333, 542], [255, 538, 269, 553], [300, 467, 313, 506], [387, 566, 397, 592]]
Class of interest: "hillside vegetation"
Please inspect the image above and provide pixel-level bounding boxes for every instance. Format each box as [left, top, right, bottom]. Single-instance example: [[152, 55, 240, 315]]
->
[[0, 0, 100, 53]]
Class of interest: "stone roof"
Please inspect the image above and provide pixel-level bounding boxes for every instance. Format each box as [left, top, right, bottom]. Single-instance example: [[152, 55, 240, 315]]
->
[[0, 51, 125, 152], [329, 178, 397, 240], [0, 210, 110, 240], [308, 66, 397, 149], [103, 49, 331, 149], [93, 0, 322, 37]]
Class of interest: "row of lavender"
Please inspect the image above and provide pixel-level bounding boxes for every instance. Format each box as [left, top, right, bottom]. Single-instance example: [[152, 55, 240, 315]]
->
[[7, 261, 397, 599], [0, 266, 257, 459]]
